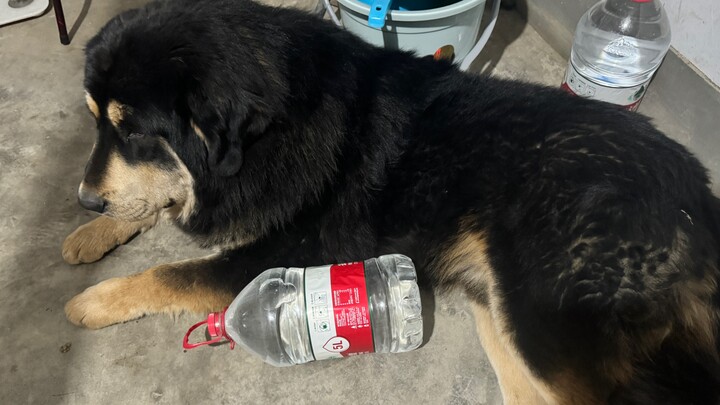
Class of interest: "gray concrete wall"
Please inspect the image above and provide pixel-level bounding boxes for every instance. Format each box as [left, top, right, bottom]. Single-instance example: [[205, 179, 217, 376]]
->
[[664, 0, 720, 86], [515, 0, 720, 193]]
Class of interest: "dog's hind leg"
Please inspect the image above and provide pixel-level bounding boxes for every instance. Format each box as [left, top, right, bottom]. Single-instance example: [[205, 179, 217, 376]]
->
[[472, 302, 549, 405], [436, 228, 601, 405], [64, 253, 237, 329], [62, 215, 158, 264], [434, 229, 554, 404], [473, 302, 610, 405]]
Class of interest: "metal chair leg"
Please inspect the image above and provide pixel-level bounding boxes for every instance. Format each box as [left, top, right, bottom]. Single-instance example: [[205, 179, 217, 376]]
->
[[51, 0, 70, 45]]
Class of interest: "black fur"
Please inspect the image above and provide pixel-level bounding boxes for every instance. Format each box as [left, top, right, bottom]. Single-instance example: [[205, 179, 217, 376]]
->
[[82, 0, 720, 402]]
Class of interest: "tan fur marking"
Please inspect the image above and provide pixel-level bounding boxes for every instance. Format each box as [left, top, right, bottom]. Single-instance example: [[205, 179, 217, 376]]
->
[[545, 372, 604, 405], [62, 214, 158, 264], [436, 229, 493, 288], [85, 92, 100, 119], [106, 99, 126, 127], [190, 120, 209, 149], [65, 255, 233, 329], [661, 229, 717, 357], [472, 303, 548, 405], [604, 326, 667, 388], [163, 140, 197, 223], [96, 143, 195, 222], [673, 272, 719, 357]]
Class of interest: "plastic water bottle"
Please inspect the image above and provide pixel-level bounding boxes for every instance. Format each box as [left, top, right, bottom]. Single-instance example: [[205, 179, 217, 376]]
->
[[561, 0, 671, 110], [183, 254, 423, 366]]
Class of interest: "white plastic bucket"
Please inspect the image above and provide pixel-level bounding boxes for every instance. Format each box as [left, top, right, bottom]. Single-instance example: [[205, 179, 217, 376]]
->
[[336, 0, 487, 63]]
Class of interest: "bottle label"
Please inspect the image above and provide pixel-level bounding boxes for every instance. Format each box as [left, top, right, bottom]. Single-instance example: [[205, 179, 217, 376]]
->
[[561, 61, 649, 111], [304, 262, 374, 360]]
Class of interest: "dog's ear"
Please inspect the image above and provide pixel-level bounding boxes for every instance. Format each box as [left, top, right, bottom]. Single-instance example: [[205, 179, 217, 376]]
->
[[188, 97, 244, 177], [186, 88, 271, 177], [175, 38, 288, 177]]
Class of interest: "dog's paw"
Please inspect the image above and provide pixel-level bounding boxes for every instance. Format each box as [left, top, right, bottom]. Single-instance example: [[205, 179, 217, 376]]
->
[[62, 216, 152, 264], [65, 277, 144, 329], [62, 227, 112, 265], [62, 218, 122, 264]]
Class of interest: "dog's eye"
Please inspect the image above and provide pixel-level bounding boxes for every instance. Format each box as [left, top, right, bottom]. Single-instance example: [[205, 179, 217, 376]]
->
[[128, 132, 145, 139]]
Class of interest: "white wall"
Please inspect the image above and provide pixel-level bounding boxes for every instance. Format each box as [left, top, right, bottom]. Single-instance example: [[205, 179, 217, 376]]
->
[[663, 0, 720, 86]]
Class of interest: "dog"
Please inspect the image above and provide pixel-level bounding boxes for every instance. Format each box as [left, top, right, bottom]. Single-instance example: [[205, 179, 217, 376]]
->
[[62, 0, 720, 403]]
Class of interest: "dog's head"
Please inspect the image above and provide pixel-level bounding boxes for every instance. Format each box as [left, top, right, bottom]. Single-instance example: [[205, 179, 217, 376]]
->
[[77, 90, 196, 221], [77, 3, 288, 223]]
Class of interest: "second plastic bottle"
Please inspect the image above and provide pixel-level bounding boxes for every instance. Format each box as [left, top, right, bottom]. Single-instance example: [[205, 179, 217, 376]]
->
[[562, 0, 671, 110]]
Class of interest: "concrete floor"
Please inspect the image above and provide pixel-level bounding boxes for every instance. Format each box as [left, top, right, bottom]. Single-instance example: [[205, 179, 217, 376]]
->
[[0, 1, 712, 404]]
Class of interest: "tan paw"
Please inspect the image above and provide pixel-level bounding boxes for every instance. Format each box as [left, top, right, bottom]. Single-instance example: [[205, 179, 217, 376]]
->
[[62, 225, 116, 265], [62, 216, 155, 264], [65, 277, 144, 329]]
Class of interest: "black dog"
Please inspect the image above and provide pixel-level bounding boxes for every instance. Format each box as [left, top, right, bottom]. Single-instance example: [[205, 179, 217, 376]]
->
[[62, 0, 720, 402]]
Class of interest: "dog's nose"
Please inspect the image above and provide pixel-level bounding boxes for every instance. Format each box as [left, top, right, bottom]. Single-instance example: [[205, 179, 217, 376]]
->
[[78, 187, 106, 213]]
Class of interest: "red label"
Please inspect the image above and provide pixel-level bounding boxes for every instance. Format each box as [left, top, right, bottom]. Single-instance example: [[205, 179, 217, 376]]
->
[[561, 82, 575, 95], [329, 262, 374, 356]]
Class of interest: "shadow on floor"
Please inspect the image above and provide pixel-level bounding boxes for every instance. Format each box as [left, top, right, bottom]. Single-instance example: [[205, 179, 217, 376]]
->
[[67, 0, 92, 42], [467, 0, 528, 75]]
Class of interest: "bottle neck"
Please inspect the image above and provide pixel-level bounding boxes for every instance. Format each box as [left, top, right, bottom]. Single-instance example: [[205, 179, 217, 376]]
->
[[605, 0, 662, 20]]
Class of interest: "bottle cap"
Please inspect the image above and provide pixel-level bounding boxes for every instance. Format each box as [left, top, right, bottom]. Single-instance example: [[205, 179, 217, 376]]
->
[[182, 308, 236, 350]]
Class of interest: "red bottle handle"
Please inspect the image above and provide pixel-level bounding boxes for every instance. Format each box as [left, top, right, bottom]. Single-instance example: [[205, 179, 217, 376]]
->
[[183, 309, 236, 350], [183, 320, 225, 349]]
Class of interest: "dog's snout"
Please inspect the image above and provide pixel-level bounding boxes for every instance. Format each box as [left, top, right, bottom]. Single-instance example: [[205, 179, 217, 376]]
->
[[78, 186, 106, 213]]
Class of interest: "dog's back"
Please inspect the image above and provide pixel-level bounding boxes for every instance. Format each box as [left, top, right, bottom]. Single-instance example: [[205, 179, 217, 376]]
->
[[378, 72, 720, 403]]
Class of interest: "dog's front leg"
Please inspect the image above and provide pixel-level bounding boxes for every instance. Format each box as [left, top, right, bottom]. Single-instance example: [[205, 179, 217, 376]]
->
[[64, 227, 329, 329], [65, 253, 238, 329], [62, 215, 158, 264]]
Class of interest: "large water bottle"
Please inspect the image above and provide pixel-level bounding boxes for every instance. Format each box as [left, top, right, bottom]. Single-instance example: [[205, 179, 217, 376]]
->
[[183, 254, 423, 366], [561, 0, 671, 110]]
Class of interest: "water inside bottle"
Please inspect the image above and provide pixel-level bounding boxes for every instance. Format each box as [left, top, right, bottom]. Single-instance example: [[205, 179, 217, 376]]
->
[[572, 31, 668, 85], [570, 0, 671, 87]]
